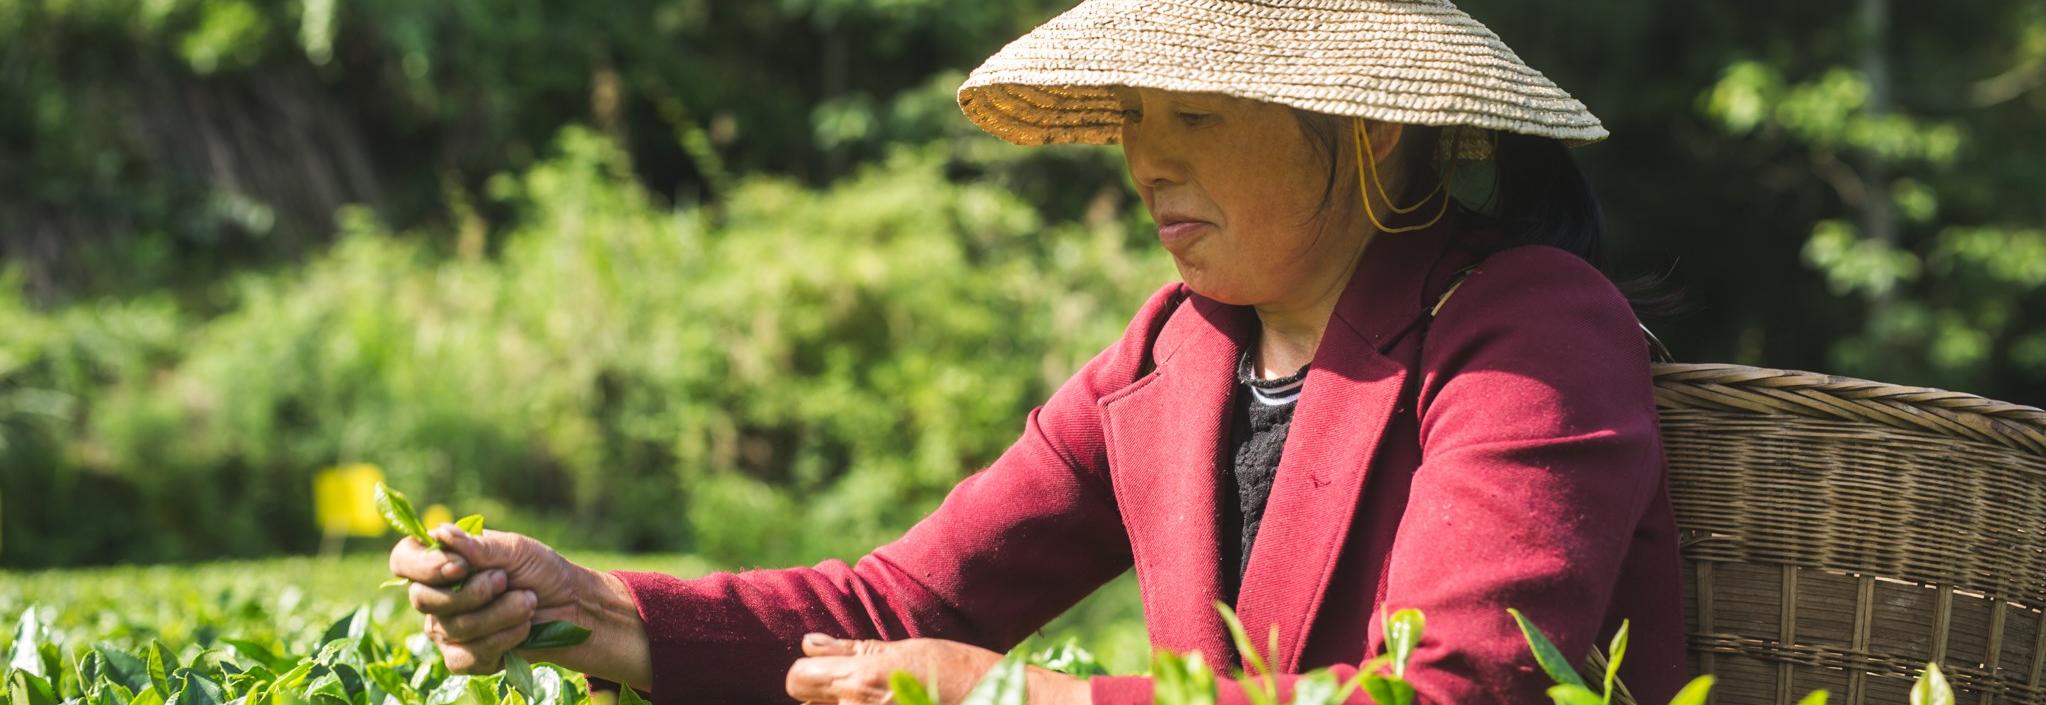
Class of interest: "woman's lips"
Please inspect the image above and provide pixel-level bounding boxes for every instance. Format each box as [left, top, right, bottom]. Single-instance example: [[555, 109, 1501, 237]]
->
[[1157, 220, 1212, 245]]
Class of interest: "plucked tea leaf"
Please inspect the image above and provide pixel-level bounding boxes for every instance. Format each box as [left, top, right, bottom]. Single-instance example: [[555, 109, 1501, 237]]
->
[[1794, 689, 1830, 705], [1507, 609, 1587, 690], [515, 623, 589, 651], [376, 579, 409, 591], [455, 516, 485, 536], [373, 484, 435, 549]]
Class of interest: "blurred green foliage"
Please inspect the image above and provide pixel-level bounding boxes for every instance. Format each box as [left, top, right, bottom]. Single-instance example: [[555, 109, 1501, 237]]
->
[[1, 0, 2043, 568], [0, 129, 1170, 567]]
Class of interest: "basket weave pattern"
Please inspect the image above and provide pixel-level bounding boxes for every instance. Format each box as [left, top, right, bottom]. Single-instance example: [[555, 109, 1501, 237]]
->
[[1653, 362, 2046, 704]]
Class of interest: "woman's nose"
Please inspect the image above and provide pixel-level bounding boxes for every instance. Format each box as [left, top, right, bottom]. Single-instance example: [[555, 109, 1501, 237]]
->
[[1122, 126, 1188, 189]]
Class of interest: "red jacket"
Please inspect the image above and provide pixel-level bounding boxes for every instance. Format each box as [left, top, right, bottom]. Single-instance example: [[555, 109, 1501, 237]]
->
[[613, 215, 1687, 705]]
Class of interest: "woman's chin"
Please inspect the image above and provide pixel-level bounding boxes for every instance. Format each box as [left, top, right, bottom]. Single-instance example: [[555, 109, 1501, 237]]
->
[[1171, 264, 1258, 306]]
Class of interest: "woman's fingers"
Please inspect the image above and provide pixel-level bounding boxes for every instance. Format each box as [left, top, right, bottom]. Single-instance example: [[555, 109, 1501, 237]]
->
[[438, 589, 538, 642], [802, 633, 858, 657], [786, 654, 903, 705], [437, 619, 535, 675], [410, 569, 508, 615], [389, 536, 469, 584]]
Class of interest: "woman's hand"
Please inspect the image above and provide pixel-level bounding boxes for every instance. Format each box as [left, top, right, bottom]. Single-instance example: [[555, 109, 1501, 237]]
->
[[784, 636, 1091, 705], [387, 525, 653, 689]]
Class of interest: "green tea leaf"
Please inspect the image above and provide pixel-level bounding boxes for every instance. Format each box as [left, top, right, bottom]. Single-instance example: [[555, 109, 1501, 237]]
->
[[1358, 675, 1414, 705], [957, 651, 1026, 705], [500, 654, 536, 704], [1213, 602, 1275, 705], [1150, 651, 1216, 705], [1289, 671, 1341, 705], [218, 641, 284, 674], [515, 623, 590, 651], [529, 663, 565, 705], [1383, 609, 1424, 678], [129, 685, 166, 705], [455, 516, 486, 536], [1544, 684, 1602, 705], [95, 648, 151, 696], [1794, 689, 1831, 705], [1028, 638, 1107, 678], [1602, 620, 1629, 705], [300, 671, 349, 705], [887, 672, 938, 705], [376, 579, 410, 590], [11, 670, 60, 705], [362, 665, 413, 705], [10, 609, 46, 677], [1667, 676, 1715, 705], [374, 484, 436, 549], [613, 684, 649, 705], [1911, 663, 1953, 705], [145, 643, 173, 699], [171, 670, 226, 705], [1507, 609, 1587, 690]]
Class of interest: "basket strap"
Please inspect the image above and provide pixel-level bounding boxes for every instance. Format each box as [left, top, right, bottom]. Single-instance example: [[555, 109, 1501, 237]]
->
[[1427, 264, 1675, 363]]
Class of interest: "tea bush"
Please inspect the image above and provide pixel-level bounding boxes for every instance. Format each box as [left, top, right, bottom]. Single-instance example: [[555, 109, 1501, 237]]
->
[[0, 128, 1173, 568]]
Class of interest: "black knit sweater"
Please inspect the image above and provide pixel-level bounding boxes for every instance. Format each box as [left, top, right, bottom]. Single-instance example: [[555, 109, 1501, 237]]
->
[[1219, 347, 1309, 606]]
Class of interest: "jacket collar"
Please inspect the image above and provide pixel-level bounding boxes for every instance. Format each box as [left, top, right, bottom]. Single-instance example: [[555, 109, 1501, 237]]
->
[[1103, 213, 1479, 671]]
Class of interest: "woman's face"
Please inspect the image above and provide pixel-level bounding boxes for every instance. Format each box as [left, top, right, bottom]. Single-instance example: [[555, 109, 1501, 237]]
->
[[1116, 87, 1401, 308]]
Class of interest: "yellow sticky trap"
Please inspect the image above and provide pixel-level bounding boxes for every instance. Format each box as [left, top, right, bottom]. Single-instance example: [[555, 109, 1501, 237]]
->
[[314, 464, 390, 537], [422, 504, 454, 531]]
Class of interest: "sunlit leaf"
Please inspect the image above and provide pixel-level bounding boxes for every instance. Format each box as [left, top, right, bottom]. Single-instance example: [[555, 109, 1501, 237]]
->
[[1507, 609, 1586, 690]]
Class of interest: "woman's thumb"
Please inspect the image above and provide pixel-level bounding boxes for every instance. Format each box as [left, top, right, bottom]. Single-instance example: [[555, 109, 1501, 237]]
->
[[431, 524, 511, 568], [801, 633, 859, 657]]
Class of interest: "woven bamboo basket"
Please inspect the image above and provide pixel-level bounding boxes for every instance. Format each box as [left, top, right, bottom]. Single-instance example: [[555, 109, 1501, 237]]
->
[[1644, 362, 2046, 705]]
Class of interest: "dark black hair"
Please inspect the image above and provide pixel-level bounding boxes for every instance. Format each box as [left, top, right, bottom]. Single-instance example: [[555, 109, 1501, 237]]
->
[[1288, 110, 1685, 322]]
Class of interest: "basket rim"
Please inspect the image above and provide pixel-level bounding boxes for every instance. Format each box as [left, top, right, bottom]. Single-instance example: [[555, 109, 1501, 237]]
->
[[1651, 362, 2046, 455]]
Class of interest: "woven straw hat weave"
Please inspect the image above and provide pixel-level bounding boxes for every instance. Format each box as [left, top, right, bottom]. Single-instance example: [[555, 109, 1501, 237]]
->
[[957, 0, 1607, 159]]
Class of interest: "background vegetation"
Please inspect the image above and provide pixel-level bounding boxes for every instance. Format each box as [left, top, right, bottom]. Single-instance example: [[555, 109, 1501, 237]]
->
[[2, 0, 2042, 569]]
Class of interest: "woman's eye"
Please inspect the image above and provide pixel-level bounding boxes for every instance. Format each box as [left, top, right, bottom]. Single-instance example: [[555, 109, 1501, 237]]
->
[[1176, 112, 1214, 127]]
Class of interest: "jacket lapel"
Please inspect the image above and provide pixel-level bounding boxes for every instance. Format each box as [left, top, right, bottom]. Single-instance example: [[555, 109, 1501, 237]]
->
[[1101, 294, 1254, 665], [1232, 220, 1469, 672], [1102, 216, 1476, 672]]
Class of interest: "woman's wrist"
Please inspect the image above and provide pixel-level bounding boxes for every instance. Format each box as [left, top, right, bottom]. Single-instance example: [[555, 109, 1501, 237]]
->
[[545, 564, 654, 691], [1027, 667, 1095, 705]]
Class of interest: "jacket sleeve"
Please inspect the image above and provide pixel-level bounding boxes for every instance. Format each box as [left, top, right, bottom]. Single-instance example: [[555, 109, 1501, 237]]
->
[[609, 285, 1183, 705], [1091, 245, 1663, 705]]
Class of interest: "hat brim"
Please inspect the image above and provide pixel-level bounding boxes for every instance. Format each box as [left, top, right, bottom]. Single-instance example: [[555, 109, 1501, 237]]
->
[[957, 0, 1609, 158]]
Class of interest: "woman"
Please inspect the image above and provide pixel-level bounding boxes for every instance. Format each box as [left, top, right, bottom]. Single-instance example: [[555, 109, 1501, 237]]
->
[[386, 1, 1686, 703]]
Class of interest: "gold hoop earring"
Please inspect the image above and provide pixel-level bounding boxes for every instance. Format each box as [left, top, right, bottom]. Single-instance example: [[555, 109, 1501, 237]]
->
[[1353, 118, 1452, 234]]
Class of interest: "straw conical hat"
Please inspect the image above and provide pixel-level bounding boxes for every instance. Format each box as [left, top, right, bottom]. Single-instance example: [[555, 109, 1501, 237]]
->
[[957, 0, 1606, 159]]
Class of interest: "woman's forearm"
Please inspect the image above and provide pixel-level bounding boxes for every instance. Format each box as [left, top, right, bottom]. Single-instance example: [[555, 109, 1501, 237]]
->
[[548, 566, 654, 691]]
